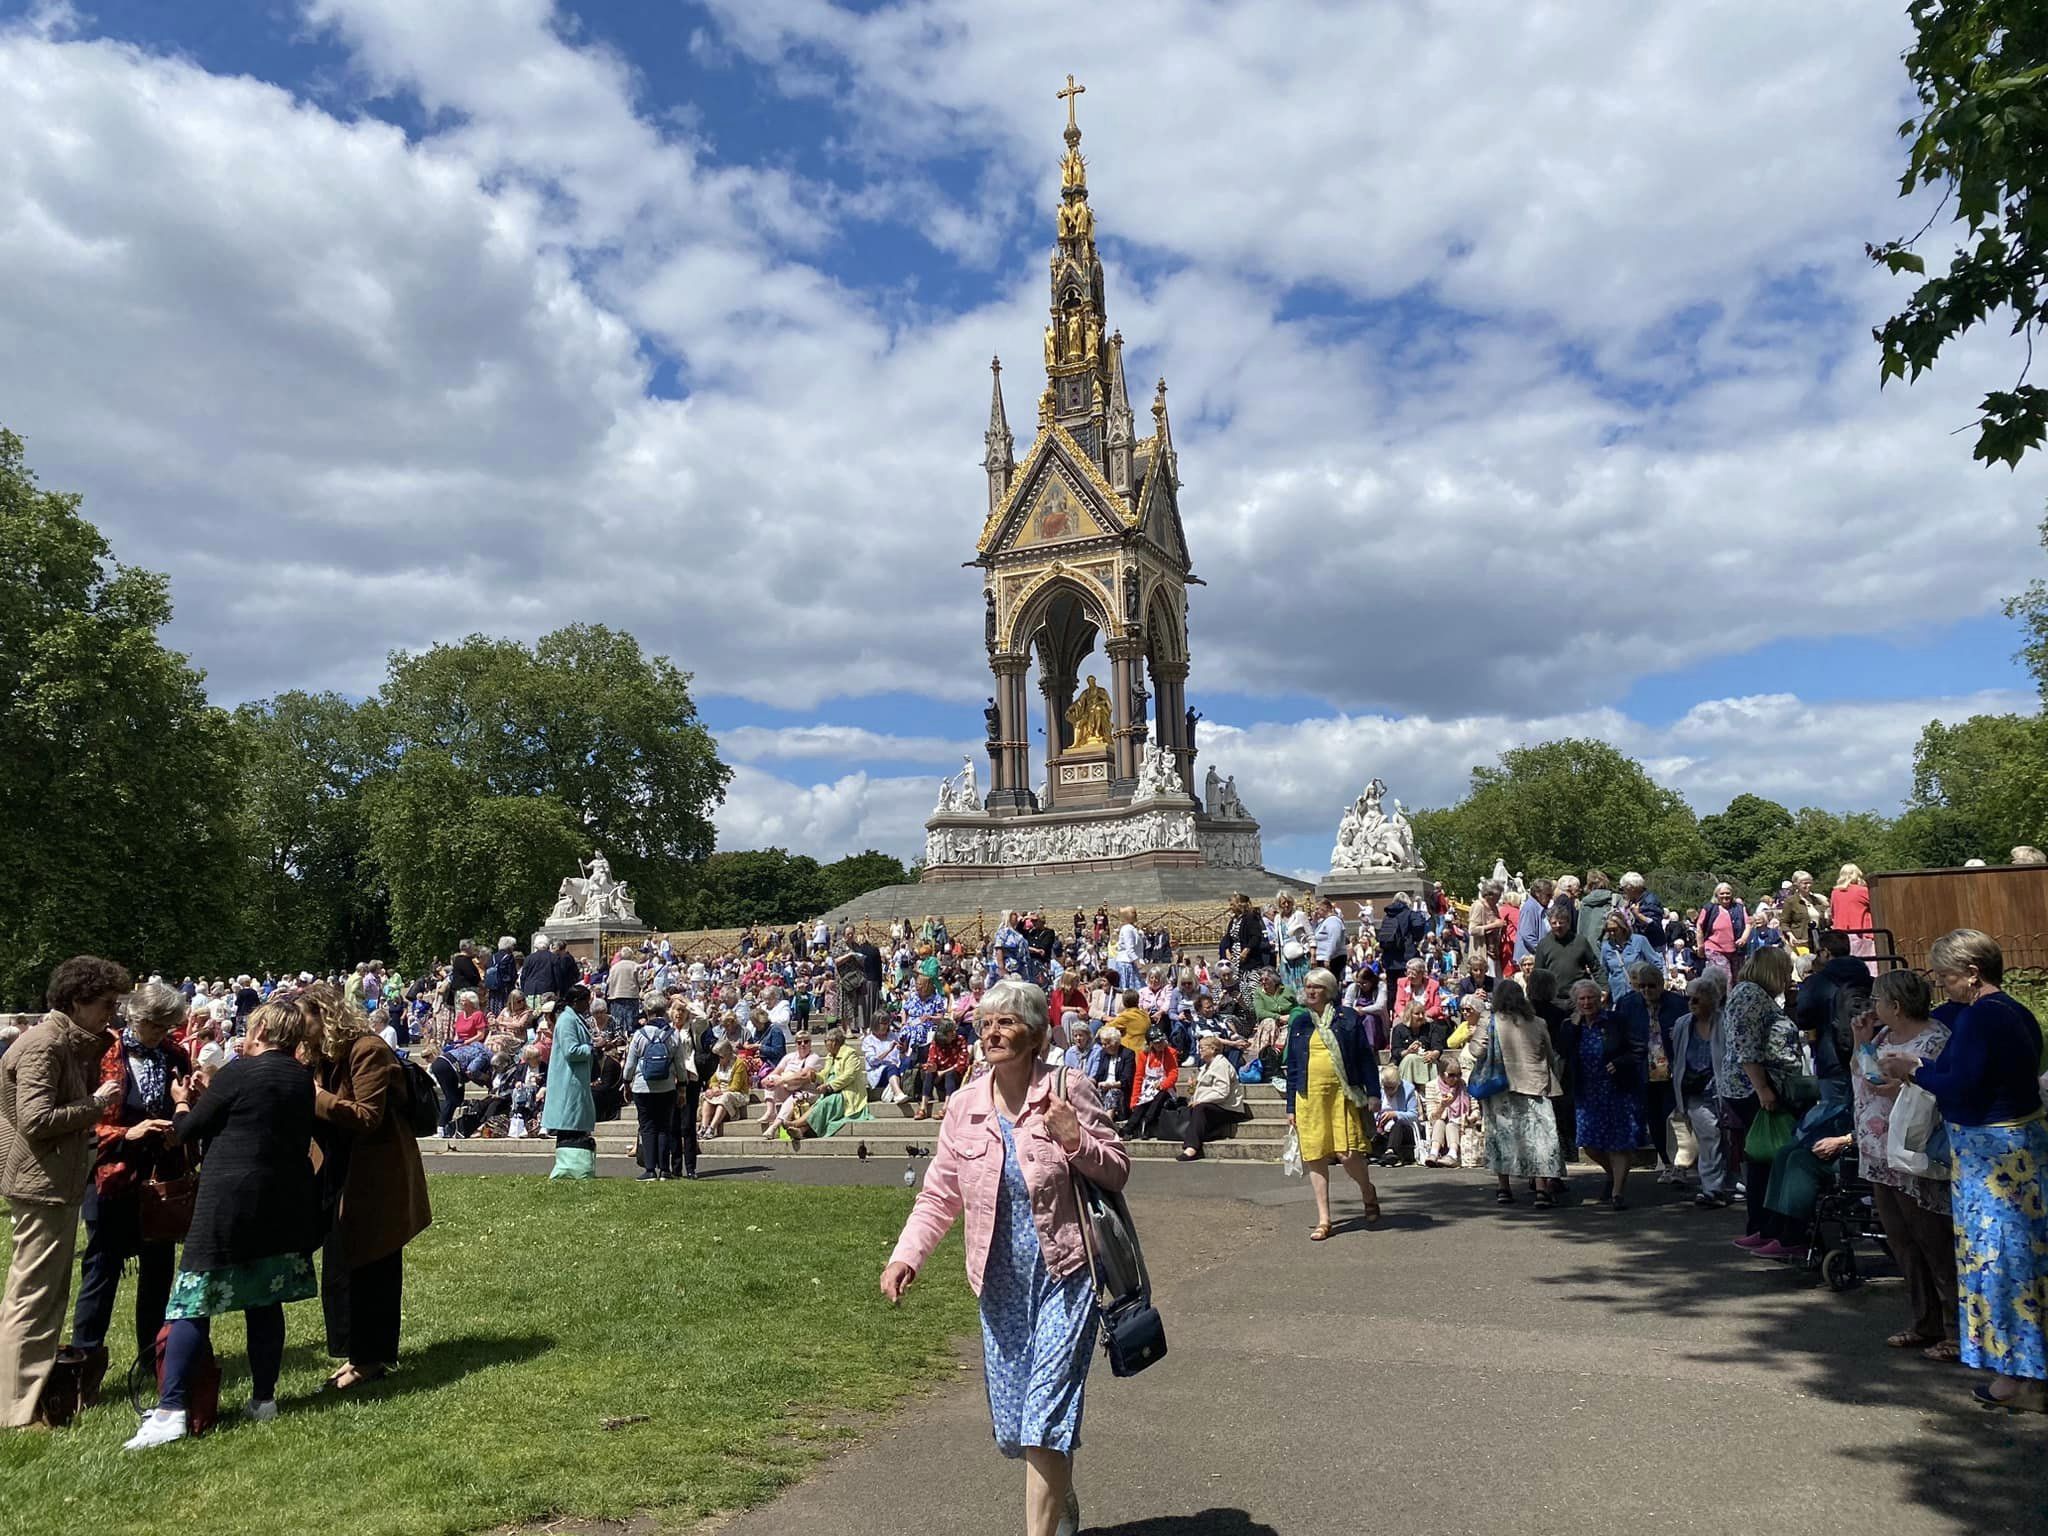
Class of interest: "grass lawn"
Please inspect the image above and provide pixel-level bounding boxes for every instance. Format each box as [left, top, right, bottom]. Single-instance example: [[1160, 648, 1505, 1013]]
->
[[0, 1175, 973, 1536]]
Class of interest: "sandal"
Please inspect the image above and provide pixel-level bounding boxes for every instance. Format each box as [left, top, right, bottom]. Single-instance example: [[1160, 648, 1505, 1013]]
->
[[1361, 1196, 1381, 1223], [1533, 1192, 1556, 1209], [1495, 1189, 1516, 1205], [1922, 1339, 1962, 1362], [1886, 1330, 1936, 1350], [1308, 1221, 1333, 1242]]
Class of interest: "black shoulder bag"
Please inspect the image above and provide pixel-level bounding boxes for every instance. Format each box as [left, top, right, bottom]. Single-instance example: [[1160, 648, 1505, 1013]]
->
[[1056, 1068, 1167, 1377]]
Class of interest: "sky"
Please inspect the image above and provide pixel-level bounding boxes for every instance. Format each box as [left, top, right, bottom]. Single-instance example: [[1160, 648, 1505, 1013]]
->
[[2, 0, 2044, 882]]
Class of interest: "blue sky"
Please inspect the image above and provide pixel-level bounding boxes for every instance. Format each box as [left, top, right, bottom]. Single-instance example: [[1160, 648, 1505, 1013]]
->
[[1, 0, 2042, 881]]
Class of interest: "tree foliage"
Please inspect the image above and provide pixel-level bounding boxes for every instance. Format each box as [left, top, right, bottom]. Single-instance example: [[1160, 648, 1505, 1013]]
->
[[233, 691, 387, 972], [0, 429, 245, 1002], [1870, 1, 2048, 466], [1902, 711, 2048, 862], [820, 850, 911, 911], [671, 848, 828, 930], [1410, 739, 1709, 897]]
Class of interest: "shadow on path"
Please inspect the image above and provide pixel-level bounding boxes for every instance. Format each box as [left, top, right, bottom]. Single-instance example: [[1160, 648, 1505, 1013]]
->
[[1390, 1169, 2048, 1533], [1087, 1513, 1278, 1536]]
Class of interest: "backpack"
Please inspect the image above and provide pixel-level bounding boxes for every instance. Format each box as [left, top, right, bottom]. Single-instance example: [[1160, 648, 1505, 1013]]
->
[[639, 1026, 674, 1082], [399, 1054, 439, 1137], [1376, 909, 1408, 959]]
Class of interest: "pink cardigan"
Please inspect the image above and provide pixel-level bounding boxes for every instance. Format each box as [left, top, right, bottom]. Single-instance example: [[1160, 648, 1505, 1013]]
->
[[888, 1062, 1129, 1297]]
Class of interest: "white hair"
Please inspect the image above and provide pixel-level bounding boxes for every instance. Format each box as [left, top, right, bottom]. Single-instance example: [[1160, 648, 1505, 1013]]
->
[[976, 978, 1051, 1046]]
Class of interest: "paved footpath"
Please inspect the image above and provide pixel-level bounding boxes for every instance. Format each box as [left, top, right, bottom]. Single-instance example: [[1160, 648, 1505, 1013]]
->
[[690, 1162, 2048, 1536]]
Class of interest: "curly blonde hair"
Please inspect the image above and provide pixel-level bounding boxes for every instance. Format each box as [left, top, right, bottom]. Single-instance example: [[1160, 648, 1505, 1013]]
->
[[300, 980, 368, 1061]]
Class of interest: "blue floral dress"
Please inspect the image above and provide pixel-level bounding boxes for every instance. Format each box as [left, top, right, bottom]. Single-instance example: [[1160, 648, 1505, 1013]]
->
[[1575, 1025, 1648, 1152], [979, 1115, 1096, 1457]]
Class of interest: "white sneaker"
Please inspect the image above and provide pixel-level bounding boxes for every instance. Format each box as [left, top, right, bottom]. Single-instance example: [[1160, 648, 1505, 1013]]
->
[[123, 1407, 188, 1451], [245, 1399, 278, 1423]]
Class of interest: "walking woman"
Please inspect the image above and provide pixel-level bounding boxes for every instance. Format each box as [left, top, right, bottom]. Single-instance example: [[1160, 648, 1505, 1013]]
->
[[1473, 981, 1566, 1207], [1572, 977, 1648, 1208], [541, 986, 598, 1178], [881, 979, 1128, 1536], [306, 985, 431, 1390], [1283, 967, 1381, 1240], [1880, 929, 2046, 1411], [125, 998, 322, 1449], [68, 981, 193, 1405]]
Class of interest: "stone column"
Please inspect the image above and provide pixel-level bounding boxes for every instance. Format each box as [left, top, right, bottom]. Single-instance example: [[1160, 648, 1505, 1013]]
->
[[986, 655, 1034, 814], [1037, 671, 1065, 810], [1153, 660, 1190, 792], [1106, 636, 1143, 790]]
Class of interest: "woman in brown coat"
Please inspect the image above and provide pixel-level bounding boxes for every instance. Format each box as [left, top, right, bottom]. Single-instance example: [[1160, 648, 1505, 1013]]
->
[[305, 985, 430, 1390]]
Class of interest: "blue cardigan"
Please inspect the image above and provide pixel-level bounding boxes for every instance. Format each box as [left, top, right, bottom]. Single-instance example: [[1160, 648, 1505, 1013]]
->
[[1913, 990, 2044, 1127], [1282, 1005, 1377, 1113]]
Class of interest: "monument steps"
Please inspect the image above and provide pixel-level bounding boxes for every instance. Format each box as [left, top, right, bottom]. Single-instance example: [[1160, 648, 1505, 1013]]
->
[[428, 1083, 1297, 1163]]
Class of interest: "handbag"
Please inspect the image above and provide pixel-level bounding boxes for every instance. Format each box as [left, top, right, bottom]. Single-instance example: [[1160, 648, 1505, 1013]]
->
[[138, 1171, 198, 1244], [1055, 1069, 1166, 1377], [1468, 1022, 1510, 1101]]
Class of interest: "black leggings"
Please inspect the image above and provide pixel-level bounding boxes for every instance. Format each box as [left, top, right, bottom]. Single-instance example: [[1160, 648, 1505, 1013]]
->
[[430, 1057, 464, 1132], [1645, 1081, 1676, 1166]]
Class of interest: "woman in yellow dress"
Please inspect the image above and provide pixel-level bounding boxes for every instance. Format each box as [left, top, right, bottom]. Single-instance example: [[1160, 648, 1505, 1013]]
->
[[1283, 969, 1382, 1240]]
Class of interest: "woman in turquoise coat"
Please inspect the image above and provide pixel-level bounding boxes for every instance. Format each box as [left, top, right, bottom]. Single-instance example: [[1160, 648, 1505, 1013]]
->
[[541, 985, 598, 1179]]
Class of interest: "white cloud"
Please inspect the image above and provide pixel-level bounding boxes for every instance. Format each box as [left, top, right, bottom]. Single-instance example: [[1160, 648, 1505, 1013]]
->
[[0, 1, 2043, 852], [719, 724, 977, 764], [713, 689, 2039, 865]]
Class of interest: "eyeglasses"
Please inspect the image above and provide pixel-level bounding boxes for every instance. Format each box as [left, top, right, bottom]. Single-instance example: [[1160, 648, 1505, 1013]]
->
[[982, 1015, 1028, 1034]]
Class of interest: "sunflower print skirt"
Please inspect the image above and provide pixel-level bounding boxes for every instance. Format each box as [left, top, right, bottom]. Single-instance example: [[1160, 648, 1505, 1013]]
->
[[1950, 1117, 2048, 1381]]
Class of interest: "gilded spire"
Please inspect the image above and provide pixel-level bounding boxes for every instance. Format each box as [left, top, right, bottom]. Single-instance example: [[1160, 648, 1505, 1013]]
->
[[1152, 377, 1179, 488]]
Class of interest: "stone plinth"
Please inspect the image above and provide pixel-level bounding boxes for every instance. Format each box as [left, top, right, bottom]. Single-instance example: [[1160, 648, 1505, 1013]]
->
[[1317, 867, 1430, 923], [537, 915, 653, 966], [1050, 747, 1113, 808]]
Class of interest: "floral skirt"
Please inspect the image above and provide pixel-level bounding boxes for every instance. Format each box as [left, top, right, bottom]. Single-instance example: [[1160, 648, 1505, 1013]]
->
[[165, 1253, 317, 1320], [1951, 1117, 2048, 1381], [1483, 1092, 1565, 1178]]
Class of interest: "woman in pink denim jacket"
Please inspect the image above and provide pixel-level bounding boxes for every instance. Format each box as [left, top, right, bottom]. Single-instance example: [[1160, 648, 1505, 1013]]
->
[[882, 977, 1128, 1536]]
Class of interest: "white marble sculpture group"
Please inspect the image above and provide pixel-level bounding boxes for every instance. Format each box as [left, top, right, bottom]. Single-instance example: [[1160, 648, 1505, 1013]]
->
[[1131, 743, 1186, 804], [546, 850, 642, 925], [1201, 765, 1248, 820], [933, 754, 982, 814], [1328, 777, 1420, 872]]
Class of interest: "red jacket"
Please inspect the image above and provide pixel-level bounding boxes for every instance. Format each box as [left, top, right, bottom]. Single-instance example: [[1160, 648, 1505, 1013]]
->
[[1130, 1044, 1180, 1102], [92, 1035, 192, 1199]]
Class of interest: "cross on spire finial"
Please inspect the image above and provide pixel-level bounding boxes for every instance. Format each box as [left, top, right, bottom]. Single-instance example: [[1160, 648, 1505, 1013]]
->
[[1057, 73, 1086, 135]]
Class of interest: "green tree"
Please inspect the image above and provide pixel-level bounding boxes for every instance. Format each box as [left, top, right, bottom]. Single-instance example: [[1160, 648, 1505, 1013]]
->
[[1411, 738, 1709, 896], [233, 691, 388, 971], [0, 429, 245, 1002], [1901, 711, 2048, 862], [672, 848, 828, 929], [374, 624, 731, 930], [1870, 1, 2048, 466], [1700, 793, 1797, 892], [819, 849, 911, 911], [366, 751, 588, 966]]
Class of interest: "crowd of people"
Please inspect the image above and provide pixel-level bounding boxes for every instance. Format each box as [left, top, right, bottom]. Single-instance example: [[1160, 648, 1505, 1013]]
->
[[1, 852, 2042, 1467], [0, 963, 433, 1446]]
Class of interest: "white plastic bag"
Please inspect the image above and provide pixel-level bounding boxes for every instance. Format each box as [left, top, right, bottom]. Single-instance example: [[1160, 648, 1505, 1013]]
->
[[1887, 1083, 1941, 1177], [1281, 1126, 1303, 1178]]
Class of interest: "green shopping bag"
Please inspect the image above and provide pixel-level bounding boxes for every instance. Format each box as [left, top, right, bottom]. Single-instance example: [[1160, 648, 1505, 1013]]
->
[[1743, 1106, 1797, 1163]]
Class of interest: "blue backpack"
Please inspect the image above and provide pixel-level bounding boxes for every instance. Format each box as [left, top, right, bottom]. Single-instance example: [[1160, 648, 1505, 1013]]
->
[[639, 1027, 673, 1082]]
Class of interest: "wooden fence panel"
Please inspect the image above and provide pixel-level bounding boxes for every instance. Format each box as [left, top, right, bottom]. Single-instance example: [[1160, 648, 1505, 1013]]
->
[[1868, 866, 2048, 972]]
